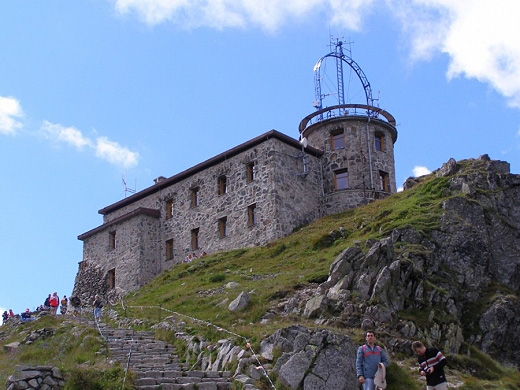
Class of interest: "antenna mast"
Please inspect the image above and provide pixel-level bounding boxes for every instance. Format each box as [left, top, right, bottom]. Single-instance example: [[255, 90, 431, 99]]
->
[[122, 175, 136, 198]]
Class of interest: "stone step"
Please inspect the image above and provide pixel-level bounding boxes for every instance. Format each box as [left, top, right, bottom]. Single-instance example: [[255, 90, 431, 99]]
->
[[84, 322, 233, 390], [134, 381, 232, 390]]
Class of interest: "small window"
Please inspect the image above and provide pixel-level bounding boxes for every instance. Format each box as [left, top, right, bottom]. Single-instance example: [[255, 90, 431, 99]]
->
[[246, 162, 256, 183], [109, 231, 116, 250], [191, 228, 199, 250], [218, 175, 227, 195], [190, 187, 199, 208], [166, 239, 174, 260], [334, 169, 349, 190], [219, 216, 227, 238], [330, 130, 345, 150], [165, 199, 174, 219], [247, 204, 257, 226], [375, 134, 385, 152], [379, 171, 390, 192], [107, 268, 115, 289]]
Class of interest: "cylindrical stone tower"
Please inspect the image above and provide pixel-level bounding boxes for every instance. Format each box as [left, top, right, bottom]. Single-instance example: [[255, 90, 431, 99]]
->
[[299, 40, 398, 215]]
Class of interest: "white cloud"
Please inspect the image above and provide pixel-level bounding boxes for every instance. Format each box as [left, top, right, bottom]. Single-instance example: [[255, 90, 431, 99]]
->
[[112, 0, 520, 109], [114, 0, 324, 31], [413, 165, 431, 177], [329, 0, 375, 31], [95, 136, 140, 168], [40, 121, 93, 149], [389, 0, 520, 108], [40, 121, 139, 168], [0, 96, 24, 135]]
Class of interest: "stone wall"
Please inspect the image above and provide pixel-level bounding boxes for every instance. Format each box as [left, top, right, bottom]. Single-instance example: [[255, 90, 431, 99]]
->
[[6, 366, 64, 390]]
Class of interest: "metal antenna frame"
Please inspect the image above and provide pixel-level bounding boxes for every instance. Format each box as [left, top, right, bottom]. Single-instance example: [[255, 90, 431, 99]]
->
[[313, 37, 374, 120]]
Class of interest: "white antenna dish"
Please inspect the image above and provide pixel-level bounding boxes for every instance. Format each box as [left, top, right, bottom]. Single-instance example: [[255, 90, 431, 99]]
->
[[300, 137, 308, 148]]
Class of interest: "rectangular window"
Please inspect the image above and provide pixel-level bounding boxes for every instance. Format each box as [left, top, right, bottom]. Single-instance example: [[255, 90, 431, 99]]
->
[[330, 130, 345, 150], [247, 204, 257, 226], [107, 268, 115, 289], [246, 162, 256, 183], [190, 187, 199, 208], [166, 199, 174, 219], [166, 239, 174, 260], [375, 134, 385, 152], [218, 175, 227, 195], [379, 171, 390, 192], [191, 228, 199, 250], [109, 231, 116, 250], [219, 216, 227, 238], [334, 169, 349, 190]]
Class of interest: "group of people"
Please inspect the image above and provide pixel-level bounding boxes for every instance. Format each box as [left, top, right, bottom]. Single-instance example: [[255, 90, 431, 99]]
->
[[184, 250, 207, 263], [356, 330, 447, 390], [41, 292, 66, 315], [2, 308, 35, 323], [2, 309, 15, 323], [1, 293, 88, 326]]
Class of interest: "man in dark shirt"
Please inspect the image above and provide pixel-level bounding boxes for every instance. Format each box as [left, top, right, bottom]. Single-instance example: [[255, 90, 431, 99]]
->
[[412, 341, 447, 390]]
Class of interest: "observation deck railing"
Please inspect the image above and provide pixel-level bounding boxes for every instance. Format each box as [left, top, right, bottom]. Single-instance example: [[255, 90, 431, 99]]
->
[[299, 104, 396, 135]]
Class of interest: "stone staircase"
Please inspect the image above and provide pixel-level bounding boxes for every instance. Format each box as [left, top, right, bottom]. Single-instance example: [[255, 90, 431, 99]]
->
[[95, 323, 233, 390]]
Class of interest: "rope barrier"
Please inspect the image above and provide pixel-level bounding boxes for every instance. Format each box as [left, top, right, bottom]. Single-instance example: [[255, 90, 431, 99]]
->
[[125, 304, 277, 389]]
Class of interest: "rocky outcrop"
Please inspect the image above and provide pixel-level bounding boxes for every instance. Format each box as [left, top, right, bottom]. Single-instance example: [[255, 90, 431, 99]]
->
[[272, 156, 520, 366], [260, 326, 358, 390]]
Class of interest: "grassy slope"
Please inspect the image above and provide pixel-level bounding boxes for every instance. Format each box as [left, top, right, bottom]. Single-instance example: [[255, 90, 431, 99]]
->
[[1, 166, 519, 389]]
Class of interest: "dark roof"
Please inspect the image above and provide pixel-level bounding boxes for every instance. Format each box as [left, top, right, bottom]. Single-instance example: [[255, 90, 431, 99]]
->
[[98, 129, 322, 216], [78, 207, 160, 241]]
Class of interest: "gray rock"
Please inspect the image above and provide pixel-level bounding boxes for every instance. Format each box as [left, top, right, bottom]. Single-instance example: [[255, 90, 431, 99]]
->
[[228, 291, 251, 312]]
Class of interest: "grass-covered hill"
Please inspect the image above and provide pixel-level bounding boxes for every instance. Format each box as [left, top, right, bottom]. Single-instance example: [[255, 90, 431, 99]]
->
[[1, 156, 520, 389]]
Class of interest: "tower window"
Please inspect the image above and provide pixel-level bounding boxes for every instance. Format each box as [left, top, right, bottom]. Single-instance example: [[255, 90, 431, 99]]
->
[[165, 199, 174, 219], [247, 204, 257, 226], [334, 169, 349, 190], [218, 175, 227, 195], [190, 187, 199, 208], [379, 171, 390, 192], [330, 130, 345, 150], [246, 162, 256, 183], [191, 228, 200, 250], [109, 231, 116, 250], [375, 133, 385, 152], [166, 239, 174, 260], [218, 216, 227, 238]]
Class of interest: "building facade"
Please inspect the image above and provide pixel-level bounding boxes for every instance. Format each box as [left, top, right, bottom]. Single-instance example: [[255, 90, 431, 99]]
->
[[73, 108, 397, 301]]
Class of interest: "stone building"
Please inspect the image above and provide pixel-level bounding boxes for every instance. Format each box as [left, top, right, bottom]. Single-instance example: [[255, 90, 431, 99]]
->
[[73, 43, 398, 301], [74, 108, 397, 301]]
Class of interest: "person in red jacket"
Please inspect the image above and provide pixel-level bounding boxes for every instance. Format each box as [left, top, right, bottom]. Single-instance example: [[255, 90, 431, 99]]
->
[[49, 292, 60, 315]]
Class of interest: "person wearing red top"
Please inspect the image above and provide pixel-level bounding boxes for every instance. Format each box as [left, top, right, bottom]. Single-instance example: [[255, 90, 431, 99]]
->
[[49, 292, 60, 315]]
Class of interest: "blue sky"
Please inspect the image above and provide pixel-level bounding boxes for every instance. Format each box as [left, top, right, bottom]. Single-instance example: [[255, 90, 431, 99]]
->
[[1, 0, 519, 317]]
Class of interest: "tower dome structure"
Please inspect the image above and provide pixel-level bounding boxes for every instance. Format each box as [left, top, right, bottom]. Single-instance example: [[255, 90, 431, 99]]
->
[[299, 39, 398, 214]]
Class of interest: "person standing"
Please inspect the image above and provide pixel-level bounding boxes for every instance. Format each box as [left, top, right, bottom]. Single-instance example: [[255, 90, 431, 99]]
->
[[356, 330, 390, 390], [60, 295, 68, 315], [49, 292, 59, 315], [412, 341, 447, 390], [44, 294, 51, 310], [92, 295, 103, 322]]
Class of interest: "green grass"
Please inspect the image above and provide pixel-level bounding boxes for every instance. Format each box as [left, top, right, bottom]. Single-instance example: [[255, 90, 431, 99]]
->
[[1, 160, 519, 389], [0, 315, 134, 389]]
